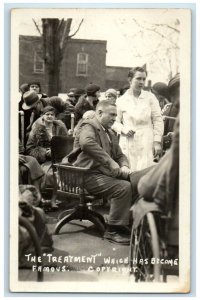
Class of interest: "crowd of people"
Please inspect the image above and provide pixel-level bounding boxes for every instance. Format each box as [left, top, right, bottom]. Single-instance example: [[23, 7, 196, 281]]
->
[[18, 67, 180, 246]]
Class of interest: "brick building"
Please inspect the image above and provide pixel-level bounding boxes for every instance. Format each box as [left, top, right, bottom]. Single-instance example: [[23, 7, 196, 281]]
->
[[19, 35, 131, 94], [105, 66, 130, 90], [60, 39, 107, 92]]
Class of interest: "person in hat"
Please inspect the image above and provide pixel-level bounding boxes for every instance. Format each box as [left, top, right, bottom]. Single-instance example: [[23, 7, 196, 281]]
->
[[66, 88, 87, 130], [74, 83, 100, 123], [21, 90, 48, 143], [22, 90, 40, 110], [112, 66, 164, 172], [26, 106, 68, 208], [151, 82, 170, 110], [47, 96, 74, 132], [28, 81, 48, 99], [105, 88, 118, 104], [66, 88, 76, 106], [74, 88, 86, 105], [27, 81, 48, 124]]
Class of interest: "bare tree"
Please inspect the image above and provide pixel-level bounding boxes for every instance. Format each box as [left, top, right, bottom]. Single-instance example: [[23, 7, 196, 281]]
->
[[41, 18, 83, 96], [115, 17, 180, 82], [132, 18, 180, 80]]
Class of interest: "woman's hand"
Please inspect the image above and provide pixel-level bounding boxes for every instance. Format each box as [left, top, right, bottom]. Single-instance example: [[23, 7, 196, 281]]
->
[[153, 141, 162, 158], [122, 128, 135, 137]]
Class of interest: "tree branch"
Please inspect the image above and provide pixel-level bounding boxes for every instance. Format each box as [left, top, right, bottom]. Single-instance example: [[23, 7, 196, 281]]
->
[[153, 23, 180, 33], [56, 19, 65, 34], [68, 19, 83, 38], [132, 18, 179, 49], [32, 18, 42, 36], [59, 19, 72, 50]]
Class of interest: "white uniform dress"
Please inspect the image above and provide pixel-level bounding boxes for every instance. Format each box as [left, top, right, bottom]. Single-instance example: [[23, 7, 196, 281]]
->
[[112, 89, 164, 172]]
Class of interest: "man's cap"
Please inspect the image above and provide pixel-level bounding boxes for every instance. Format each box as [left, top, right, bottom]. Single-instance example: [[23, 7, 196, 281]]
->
[[85, 83, 100, 96], [168, 73, 180, 94], [74, 88, 86, 97], [151, 82, 169, 99]]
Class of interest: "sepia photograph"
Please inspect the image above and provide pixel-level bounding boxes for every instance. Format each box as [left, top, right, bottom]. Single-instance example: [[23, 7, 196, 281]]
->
[[9, 6, 191, 293]]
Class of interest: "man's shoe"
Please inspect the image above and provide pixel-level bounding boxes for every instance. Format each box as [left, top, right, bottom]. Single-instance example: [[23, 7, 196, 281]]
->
[[103, 231, 130, 245], [117, 225, 131, 236]]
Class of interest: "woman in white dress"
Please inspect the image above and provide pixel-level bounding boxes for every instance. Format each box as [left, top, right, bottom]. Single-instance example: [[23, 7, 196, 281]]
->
[[112, 67, 164, 172]]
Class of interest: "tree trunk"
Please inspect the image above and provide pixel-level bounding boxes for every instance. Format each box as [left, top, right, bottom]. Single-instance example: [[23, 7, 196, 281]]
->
[[42, 18, 81, 96], [42, 19, 61, 97]]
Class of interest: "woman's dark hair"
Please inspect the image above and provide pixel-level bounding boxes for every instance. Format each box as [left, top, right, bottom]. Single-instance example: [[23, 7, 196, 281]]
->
[[42, 105, 56, 116], [47, 96, 65, 113], [128, 67, 148, 79], [28, 81, 42, 93]]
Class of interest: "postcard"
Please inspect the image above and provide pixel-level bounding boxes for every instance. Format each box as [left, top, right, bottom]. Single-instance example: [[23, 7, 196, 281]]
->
[[10, 7, 191, 293]]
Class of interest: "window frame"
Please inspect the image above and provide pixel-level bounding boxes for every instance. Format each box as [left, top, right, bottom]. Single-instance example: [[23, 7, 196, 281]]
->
[[33, 50, 45, 74], [76, 52, 88, 77]]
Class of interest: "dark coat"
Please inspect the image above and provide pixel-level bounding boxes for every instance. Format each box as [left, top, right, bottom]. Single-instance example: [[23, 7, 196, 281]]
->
[[162, 103, 179, 150], [138, 115, 179, 213], [63, 117, 129, 178], [162, 103, 179, 134], [19, 98, 48, 145], [139, 116, 179, 245], [26, 120, 68, 163], [74, 95, 98, 123]]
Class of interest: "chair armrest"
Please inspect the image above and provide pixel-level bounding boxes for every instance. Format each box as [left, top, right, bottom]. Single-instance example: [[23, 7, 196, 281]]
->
[[53, 163, 91, 173]]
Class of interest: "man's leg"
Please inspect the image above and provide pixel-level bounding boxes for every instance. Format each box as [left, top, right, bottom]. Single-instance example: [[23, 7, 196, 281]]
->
[[129, 165, 156, 201], [85, 172, 132, 226], [84, 172, 132, 244]]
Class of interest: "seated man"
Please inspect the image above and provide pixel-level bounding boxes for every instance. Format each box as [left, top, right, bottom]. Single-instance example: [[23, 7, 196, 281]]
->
[[65, 100, 154, 243], [65, 100, 133, 244]]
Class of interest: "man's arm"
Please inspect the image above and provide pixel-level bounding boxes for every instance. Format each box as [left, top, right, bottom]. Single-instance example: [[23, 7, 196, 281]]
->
[[79, 124, 121, 175]]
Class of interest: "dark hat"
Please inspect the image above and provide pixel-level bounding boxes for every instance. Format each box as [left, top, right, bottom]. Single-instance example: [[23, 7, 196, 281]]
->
[[22, 91, 40, 110], [152, 82, 169, 99], [74, 88, 86, 97], [68, 92, 75, 97], [19, 83, 29, 94], [67, 88, 76, 96], [168, 73, 180, 94], [28, 81, 41, 88], [85, 83, 100, 96], [120, 84, 130, 95], [42, 106, 56, 115]]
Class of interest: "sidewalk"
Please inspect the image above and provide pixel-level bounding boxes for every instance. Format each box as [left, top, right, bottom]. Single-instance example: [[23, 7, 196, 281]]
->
[[19, 201, 130, 282]]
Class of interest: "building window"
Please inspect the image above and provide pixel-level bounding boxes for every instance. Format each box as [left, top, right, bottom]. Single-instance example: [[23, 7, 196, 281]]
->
[[76, 53, 88, 76], [33, 50, 45, 73]]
